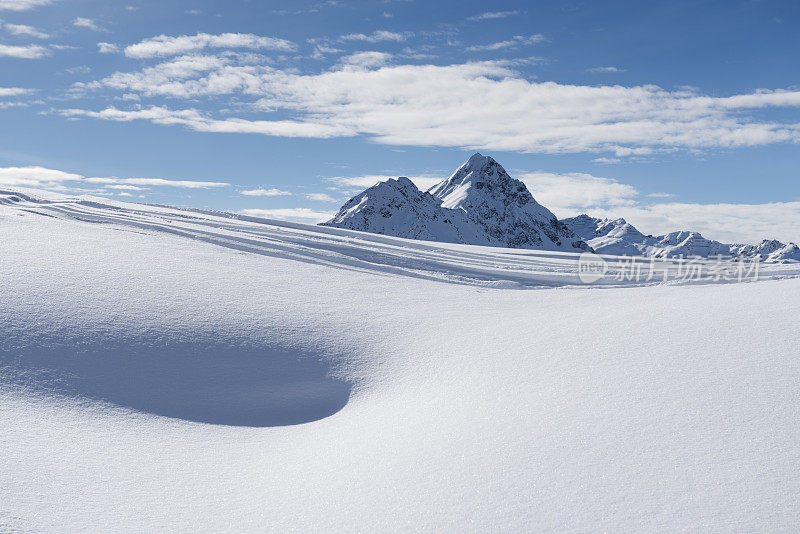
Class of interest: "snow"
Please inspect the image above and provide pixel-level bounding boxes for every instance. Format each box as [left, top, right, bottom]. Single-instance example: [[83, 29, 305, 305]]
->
[[3, 188, 800, 531]]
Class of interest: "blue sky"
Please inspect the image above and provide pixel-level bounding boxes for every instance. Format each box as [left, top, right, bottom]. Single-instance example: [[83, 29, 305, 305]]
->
[[1, 0, 799, 243]]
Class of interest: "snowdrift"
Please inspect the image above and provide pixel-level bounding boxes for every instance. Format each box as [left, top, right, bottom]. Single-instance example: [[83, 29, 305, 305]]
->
[[2, 188, 800, 532]]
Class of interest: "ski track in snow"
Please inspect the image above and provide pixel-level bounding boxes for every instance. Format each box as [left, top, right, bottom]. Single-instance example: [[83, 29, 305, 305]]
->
[[2, 188, 800, 532], [2, 189, 798, 290]]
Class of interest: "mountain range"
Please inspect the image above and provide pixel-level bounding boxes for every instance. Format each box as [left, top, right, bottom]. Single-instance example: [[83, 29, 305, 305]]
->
[[561, 215, 800, 263], [322, 154, 800, 263]]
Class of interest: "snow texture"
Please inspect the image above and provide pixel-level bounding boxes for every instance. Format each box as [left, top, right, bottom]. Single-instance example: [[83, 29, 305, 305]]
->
[[2, 188, 800, 532]]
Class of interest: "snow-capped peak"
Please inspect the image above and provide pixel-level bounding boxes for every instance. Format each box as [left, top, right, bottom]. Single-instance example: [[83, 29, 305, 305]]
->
[[426, 153, 584, 250], [429, 153, 553, 217], [323, 154, 589, 252]]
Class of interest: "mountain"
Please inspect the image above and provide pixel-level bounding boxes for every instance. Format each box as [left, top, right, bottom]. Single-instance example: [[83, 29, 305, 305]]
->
[[322, 154, 589, 252], [730, 240, 800, 263], [562, 215, 652, 256], [320, 176, 484, 244], [562, 215, 800, 262]]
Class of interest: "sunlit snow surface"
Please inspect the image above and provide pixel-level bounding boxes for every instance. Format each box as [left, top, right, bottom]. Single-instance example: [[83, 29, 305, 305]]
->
[[2, 189, 800, 531]]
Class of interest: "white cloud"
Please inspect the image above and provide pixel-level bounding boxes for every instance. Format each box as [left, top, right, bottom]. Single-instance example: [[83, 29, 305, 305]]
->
[[124, 33, 297, 58], [241, 207, 335, 223], [4, 23, 49, 38], [0, 165, 229, 191], [0, 86, 30, 97], [65, 65, 91, 75], [326, 175, 395, 188], [339, 30, 408, 42], [84, 177, 229, 188], [306, 192, 337, 202], [97, 42, 120, 54], [76, 55, 230, 97], [0, 0, 52, 11], [467, 10, 519, 22], [713, 90, 800, 109], [592, 157, 621, 164], [60, 105, 355, 138], [466, 34, 545, 51], [327, 174, 442, 191], [73, 17, 107, 32], [340, 51, 392, 68], [240, 187, 291, 196], [0, 166, 81, 187], [104, 184, 143, 190], [588, 66, 626, 73], [0, 43, 49, 58], [520, 171, 639, 214], [60, 57, 800, 156]]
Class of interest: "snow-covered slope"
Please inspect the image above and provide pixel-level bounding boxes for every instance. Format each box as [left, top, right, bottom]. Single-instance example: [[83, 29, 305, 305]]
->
[[563, 214, 800, 262], [323, 154, 588, 252], [731, 239, 800, 262], [3, 188, 800, 532]]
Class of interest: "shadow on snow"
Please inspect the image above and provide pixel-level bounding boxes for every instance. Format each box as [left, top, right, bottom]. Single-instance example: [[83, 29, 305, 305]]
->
[[2, 340, 351, 427]]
